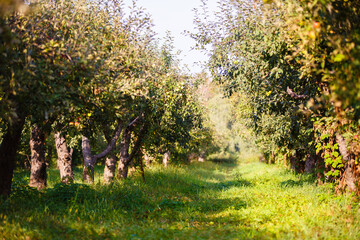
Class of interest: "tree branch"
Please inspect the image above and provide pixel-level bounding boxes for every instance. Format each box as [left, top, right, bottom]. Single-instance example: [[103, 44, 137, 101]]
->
[[93, 121, 123, 160], [126, 122, 148, 165], [286, 86, 309, 99]]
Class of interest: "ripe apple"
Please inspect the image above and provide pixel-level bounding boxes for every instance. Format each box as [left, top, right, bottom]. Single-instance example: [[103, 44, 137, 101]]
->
[[313, 21, 320, 29]]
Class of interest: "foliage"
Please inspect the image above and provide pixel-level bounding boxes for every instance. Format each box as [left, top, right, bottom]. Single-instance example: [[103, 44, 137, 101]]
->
[[192, 0, 360, 192], [0, 0, 208, 193], [192, 0, 317, 156]]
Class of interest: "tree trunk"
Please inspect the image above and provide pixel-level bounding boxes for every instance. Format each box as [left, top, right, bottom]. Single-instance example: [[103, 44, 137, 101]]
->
[[82, 135, 95, 183], [343, 159, 356, 192], [102, 125, 119, 184], [290, 150, 305, 173], [163, 151, 170, 167], [290, 154, 296, 172], [117, 160, 130, 179], [54, 131, 74, 184], [198, 151, 205, 162], [138, 151, 145, 182], [82, 123, 123, 183], [0, 116, 25, 197], [128, 162, 136, 177], [268, 151, 275, 164], [104, 153, 118, 183], [116, 120, 148, 180], [117, 128, 131, 179], [336, 134, 349, 161], [304, 153, 316, 173], [143, 149, 152, 166], [127, 122, 147, 165], [29, 124, 47, 190], [336, 133, 356, 192]]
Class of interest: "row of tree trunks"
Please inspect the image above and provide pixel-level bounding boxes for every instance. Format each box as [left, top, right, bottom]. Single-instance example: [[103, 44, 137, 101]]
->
[[1, 116, 158, 195], [285, 134, 356, 193], [0, 116, 26, 197]]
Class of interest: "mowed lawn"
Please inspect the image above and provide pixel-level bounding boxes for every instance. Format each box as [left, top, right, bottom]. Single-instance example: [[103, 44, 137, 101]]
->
[[1, 157, 360, 239]]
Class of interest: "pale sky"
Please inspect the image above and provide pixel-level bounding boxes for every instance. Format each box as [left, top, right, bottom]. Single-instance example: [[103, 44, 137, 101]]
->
[[123, 0, 218, 74]]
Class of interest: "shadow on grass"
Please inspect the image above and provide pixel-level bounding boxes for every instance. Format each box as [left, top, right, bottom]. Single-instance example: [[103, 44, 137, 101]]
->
[[279, 174, 316, 188], [208, 159, 238, 167], [124, 222, 275, 240], [211, 179, 252, 190], [0, 162, 262, 239]]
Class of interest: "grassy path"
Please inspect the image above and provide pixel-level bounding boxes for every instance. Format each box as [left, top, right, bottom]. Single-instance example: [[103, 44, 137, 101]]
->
[[1, 159, 360, 239]]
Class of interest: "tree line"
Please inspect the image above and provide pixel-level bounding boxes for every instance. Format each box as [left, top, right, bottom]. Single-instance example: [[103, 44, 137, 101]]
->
[[192, 0, 360, 193], [0, 0, 209, 197]]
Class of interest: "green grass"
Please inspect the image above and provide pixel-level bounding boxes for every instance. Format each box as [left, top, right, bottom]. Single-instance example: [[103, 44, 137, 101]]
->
[[1, 156, 360, 239]]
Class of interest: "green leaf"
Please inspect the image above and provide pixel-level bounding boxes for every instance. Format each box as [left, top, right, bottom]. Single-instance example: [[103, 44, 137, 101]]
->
[[321, 134, 329, 141], [331, 151, 339, 157], [333, 54, 346, 62], [325, 158, 332, 165]]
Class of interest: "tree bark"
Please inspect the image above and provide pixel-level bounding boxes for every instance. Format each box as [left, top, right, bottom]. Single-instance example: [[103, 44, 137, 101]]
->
[[138, 151, 145, 182], [127, 122, 147, 165], [117, 128, 131, 179], [163, 151, 170, 167], [304, 153, 316, 173], [198, 151, 205, 162], [290, 150, 305, 173], [82, 135, 95, 183], [143, 149, 152, 166], [128, 162, 136, 177], [104, 153, 118, 183], [116, 121, 148, 180], [343, 159, 356, 192], [286, 86, 309, 99], [54, 131, 74, 184], [82, 123, 123, 183], [0, 116, 25, 197], [268, 151, 275, 164], [29, 124, 47, 190], [290, 154, 296, 172], [284, 153, 287, 167], [336, 133, 349, 161], [336, 133, 356, 192], [102, 125, 119, 184]]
